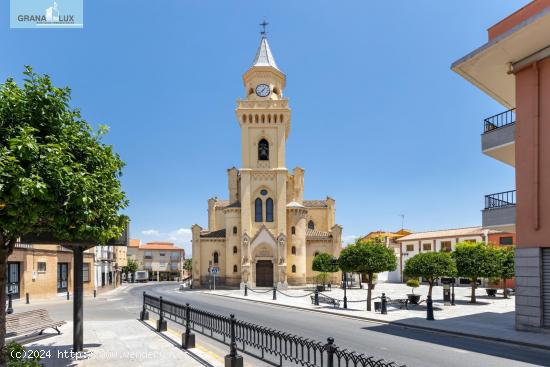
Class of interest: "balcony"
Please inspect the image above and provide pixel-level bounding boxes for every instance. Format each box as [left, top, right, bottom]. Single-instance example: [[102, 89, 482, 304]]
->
[[482, 109, 515, 166], [482, 190, 516, 233]]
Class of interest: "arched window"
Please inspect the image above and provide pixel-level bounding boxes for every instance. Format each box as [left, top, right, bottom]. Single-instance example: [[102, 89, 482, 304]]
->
[[233, 226, 237, 235], [292, 265, 296, 273], [242, 115, 246, 123], [255, 198, 263, 222], [291, 226, 296, 235], [258, 139, 269, 161], [248, 88, 254, 95], [291, 246, 296, 255], [266, 198, 274, 222], [233, 246, 238, 254], [213, 252, 219, 264], [308, 220, 315, 230], [233, 265, 238, 273]]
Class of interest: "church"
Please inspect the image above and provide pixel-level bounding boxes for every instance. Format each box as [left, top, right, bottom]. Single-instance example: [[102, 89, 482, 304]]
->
[[191, 32, 342, 288]]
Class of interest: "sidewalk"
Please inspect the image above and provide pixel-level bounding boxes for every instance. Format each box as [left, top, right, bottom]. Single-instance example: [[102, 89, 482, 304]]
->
[[23, 320, 204, 367], [195, 283, 550, 350]]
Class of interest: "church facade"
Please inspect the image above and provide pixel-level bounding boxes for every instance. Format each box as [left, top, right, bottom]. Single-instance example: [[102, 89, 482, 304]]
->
[[191, 35, 342, 288]]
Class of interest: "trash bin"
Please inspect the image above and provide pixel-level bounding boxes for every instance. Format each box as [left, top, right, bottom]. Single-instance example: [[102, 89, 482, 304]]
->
[[374, 301, 381, 313]]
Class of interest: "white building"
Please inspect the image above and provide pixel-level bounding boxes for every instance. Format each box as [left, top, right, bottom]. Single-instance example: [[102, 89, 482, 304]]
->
[[94, 245, 115, 291]]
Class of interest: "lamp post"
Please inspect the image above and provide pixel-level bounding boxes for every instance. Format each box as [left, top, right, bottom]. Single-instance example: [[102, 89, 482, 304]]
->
[[331, 257, 347, 309], [7, 285, 13, 315]]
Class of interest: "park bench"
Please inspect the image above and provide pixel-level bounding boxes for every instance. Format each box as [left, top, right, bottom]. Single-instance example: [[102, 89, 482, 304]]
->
[[387, 298, 409, 310], [6, 309, 65, 340], [310, 294, 340, 308]]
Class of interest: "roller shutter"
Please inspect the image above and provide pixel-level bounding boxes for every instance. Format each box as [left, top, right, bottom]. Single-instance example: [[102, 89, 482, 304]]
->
[[543, 249, 550, 328]]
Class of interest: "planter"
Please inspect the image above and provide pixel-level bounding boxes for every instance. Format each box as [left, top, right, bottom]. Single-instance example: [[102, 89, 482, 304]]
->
[[316, 285, 326, 292], [486, 288, 497, 297], [407, 294, 421, 304]]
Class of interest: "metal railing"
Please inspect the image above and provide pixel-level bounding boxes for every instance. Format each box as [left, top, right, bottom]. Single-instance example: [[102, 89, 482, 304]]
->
[[484, 108, 516, 133], [142, 293, 404, 367], [485, 190, 516, 209], [14, 242, 32, 249]]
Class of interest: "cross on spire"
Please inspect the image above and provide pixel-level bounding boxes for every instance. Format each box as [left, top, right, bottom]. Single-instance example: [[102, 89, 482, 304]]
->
[[260, 19, 269, 37]]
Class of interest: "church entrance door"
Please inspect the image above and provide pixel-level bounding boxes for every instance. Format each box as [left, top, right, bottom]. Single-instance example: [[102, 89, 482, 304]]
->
[[255, 260, 273, 287]]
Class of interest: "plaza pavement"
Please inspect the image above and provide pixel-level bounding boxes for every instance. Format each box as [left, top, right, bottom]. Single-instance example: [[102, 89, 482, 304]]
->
[[196, 282, 550, 350]]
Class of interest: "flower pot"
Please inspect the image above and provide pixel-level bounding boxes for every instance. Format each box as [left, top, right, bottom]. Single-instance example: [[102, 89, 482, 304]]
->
[[407, 294, 421, 304], [316, 285, 325, 292], [486, 288, 497, 297]]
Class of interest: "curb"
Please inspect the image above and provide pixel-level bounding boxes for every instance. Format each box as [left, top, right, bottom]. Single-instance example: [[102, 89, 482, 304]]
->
[[196, 291, 550, 352]]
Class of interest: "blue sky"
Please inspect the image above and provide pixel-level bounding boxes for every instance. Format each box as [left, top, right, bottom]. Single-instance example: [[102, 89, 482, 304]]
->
[[1, 1, 528, 254]]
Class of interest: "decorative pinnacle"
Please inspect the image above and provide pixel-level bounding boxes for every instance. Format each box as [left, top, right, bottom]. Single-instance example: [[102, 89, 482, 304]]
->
[[260, 19, 269, 37]]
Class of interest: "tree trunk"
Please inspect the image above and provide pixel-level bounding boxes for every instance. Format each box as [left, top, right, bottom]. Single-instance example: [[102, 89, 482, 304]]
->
[[503, 278, 508, 299], [428, 281, 433, 298], [470, 278, 477, 303], [366, 273, 372, 311]]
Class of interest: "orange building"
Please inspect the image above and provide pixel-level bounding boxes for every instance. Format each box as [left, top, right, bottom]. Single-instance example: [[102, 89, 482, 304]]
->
[[453, 0, 550, 331]]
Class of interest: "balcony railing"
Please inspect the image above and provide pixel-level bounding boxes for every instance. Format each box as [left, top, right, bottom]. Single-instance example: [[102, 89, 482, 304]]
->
[[485, 190, 516, 209], [484, 108, 516, 133], [14, 242, 32, 249]]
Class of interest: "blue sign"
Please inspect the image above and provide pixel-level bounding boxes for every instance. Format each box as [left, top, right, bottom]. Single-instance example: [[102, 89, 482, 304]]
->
[[10, 0, 84, 29], [211, 267, 220, 274]]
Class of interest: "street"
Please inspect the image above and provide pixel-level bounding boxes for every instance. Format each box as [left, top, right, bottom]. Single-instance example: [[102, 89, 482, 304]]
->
[[17, 282, 550, 367]]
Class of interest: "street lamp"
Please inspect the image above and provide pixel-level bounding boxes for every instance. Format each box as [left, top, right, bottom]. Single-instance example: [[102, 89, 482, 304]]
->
[[7, 285, 13, 314], [331, 257, 347, 309]]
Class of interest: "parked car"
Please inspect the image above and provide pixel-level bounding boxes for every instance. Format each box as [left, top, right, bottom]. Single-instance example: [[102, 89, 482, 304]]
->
[[135, 270, 149, 283]]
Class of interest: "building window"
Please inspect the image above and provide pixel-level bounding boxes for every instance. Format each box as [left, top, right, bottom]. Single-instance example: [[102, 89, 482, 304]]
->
[[266, 198, 274, 222], [233, 226, 238, 235], [291, 226, 296, 235], [260, 189, 268, 196], [83, 263, 90, 282], [464, 239, 477, 244], [159, 251, 165, 257], [292, 265, 296, 273], [258, 139, 269, 161], [441, 241, 452, 252], [144, 251, 152, 259], [291, 246, 296, 255], [233, 246, 238, 254], [499, 236, 513, 245], [37, 262, 46, 273], [255, 198, 263, 222], [406, 244, 414, 252], [213, 252, 219, 264], [233, 265, 238, 273], [422, 243, 431, 251], [308, 220, 315, 230]]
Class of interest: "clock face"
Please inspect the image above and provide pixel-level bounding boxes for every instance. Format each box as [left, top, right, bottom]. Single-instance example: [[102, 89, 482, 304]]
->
[[255, 84, 271, 97]]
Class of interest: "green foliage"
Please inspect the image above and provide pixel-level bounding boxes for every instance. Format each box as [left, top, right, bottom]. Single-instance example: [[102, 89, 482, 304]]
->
[[406, 279, 420, 288], [338, 238, 397, 277], [312, 252, 338, 273], [0, 66, 128, 246], [404, 252, 456, 283], [124, 258, 139, 274], [497, 246, 515, 280], [183, 258, 192, 271], [452, 242, 498, 280], [315, 272, 329, 285], [5, 341, 41, 366]]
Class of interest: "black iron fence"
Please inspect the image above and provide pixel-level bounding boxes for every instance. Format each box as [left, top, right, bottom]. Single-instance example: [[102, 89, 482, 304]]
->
[[485, 190, 516, 209], [483, 108, 516, 133], [141, 292, 405, 367]]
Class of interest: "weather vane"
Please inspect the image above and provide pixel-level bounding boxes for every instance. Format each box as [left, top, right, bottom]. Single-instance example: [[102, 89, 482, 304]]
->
[[260, 19, 269, 37]]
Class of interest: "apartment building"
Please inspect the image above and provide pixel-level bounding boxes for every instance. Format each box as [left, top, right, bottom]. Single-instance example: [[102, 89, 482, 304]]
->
[[127, 239, 184, 281], [94, 245, 115, 292], [6, 241, 95, 300], [452, 0, 550, 331]]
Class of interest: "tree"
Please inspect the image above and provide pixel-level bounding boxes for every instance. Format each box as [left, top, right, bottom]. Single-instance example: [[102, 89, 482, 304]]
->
[[404, 252, 456, 297], [0, 67, 128, 363], [183, 258, 193, 272], [406, 279, 420, 295], [453, 242, 498, 303], [124, 258, 139, 277], [312, 252, 339, 287], [339, 238, 397, 311], [496, 246, 515, 299]]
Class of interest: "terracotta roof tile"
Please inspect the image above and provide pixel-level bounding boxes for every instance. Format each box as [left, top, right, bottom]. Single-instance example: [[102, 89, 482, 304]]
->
[[306, 228, 332, 239], [397, 227, 501, 242], [129, 239, 141, 248], [141, 242, 183, 251], [200, 229, 226, 238]]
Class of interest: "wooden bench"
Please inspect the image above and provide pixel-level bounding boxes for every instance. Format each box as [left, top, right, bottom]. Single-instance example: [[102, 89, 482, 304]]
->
[[6, 309, 66, 340], [310, 294, 340, 308], [387, 298, 409, 310]]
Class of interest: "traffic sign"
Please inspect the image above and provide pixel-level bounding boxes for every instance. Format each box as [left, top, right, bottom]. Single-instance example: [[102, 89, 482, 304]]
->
[[211, 267, 220, 274]]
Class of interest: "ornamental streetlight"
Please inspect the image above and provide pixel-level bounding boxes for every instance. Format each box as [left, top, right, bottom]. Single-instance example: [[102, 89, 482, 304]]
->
[[331, 257, 347, 309]]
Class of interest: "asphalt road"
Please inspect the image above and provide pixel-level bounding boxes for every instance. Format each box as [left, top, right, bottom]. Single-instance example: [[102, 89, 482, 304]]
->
[[17, 282, 550, 367]]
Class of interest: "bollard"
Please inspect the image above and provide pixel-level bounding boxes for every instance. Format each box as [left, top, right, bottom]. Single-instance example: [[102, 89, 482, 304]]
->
[[94, 289, 97, 298], [224, 314, 243, 367], [7, 292, 13, 314], [244, 284, 248, 297], [157, 296, 167, 332], [314, 289, 319, 306], [140, 291, 149, 321], [451, 283, 455, 306], [325, 337, 336, 367], [381, 293, 387, 315], [26, 292, 29, 304], [426, 295, 434, 321], [182, 303, 196, 349], [66, 291, 70, 300], [272, 286, 277, 300]]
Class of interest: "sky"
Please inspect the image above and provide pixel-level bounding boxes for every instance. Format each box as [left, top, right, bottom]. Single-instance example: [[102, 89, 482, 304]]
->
[[1, 1, 529, 255]]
